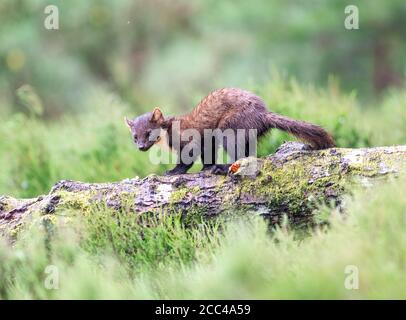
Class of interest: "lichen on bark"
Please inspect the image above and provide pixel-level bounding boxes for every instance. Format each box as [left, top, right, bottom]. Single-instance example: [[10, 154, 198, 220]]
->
[[1, 142, 406, 237]]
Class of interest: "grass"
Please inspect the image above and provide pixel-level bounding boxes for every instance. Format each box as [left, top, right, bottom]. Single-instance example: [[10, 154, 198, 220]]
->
[[1, 79, 406, 299]]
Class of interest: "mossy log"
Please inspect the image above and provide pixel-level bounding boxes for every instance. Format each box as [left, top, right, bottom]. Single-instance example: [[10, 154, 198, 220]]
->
[[1, 142, 406, 235]]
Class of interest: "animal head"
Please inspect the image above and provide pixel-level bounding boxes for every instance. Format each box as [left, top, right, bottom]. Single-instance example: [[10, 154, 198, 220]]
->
[[125, 107, 164, 151]]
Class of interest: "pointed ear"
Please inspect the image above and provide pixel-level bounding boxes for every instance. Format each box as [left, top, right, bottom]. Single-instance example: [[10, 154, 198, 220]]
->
[[150, 107, 164, 123], [124, 117, 133, 132]]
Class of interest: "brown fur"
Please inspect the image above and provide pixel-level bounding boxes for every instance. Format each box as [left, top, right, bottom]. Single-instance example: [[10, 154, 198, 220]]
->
[[126, 88, 335, 175]]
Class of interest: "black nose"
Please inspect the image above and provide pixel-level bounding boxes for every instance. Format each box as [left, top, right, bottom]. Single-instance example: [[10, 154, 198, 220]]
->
[[139, 145, 148, 151]]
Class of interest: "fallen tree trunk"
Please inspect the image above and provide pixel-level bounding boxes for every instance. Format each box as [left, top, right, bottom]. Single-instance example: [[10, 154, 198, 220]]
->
[[1, 142, 406, 235]]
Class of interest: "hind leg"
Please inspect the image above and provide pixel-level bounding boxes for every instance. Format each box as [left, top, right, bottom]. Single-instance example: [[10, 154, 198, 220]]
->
[[200, 134, 232, 175], [166, 142, 200, 175]]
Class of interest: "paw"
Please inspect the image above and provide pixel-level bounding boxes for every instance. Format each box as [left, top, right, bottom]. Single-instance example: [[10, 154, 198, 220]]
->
[[210, 164, 230, 175]]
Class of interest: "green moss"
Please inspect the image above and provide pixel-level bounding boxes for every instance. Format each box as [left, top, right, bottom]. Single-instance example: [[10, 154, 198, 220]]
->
[[236, 146, 405, 217], [190, 186, 201, 194], [115, 191, 137, 210], [215, 176, 227, 193], [0, 196, 17, 214], [40, 214, 58, 225], [6, 222, 25, 239], [54, 190, 96, 214]]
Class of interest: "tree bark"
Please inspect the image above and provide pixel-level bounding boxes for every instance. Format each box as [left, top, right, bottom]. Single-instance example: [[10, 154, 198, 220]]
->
[[373, 37, 402, 93], [1, 142, 406, 235]]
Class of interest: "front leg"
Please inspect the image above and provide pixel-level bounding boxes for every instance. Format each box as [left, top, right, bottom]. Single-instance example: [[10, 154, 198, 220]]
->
[[165, 162, 193, 175]]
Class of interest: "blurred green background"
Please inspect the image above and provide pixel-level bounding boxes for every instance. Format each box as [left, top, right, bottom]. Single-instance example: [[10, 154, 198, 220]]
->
[[1, 0, 406, 197]]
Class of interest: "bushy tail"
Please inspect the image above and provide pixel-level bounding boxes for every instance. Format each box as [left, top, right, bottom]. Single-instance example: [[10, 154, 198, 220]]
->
[[266, 112, 335, 149]]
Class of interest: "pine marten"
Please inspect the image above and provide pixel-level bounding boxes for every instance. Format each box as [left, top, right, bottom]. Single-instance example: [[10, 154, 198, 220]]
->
[[125, 88, 335, 175]]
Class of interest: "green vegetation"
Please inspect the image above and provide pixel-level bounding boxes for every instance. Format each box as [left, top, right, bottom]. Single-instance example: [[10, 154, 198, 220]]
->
[[1, 78, 405, 198]]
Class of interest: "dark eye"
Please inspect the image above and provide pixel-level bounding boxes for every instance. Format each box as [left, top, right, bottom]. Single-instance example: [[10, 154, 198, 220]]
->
[[146, 130, 151, 139], [133, 135, 138, 141]]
